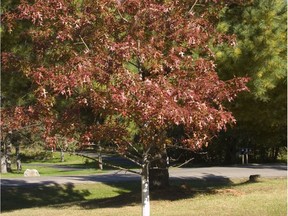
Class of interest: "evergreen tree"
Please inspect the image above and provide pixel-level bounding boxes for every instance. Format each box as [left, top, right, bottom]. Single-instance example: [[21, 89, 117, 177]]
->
[[216, 0, 286, 100], [209, 0, 287, 163]]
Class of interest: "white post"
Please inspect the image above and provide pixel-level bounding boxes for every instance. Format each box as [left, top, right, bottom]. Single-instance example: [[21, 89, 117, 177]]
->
[[141, 162, 150, 216]]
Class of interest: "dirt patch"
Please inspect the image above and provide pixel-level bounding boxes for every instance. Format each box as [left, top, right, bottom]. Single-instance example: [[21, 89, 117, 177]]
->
[[213, 188, 245, 196]]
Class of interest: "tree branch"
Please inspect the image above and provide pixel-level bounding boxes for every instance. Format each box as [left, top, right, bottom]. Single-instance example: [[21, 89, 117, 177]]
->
[[166, 144, 207, 154], [2, 123, 42, 132], [126, 141, 142, 156], [117, 8, 128, 23], [128, 61, 138, 68], [147, 153, 162, 164], [80, 35, 90, 53], [119, 151, 142, 167], [188, 0, 199, 13], [113, 143, 142, 166], [73, 152, 141, 175], [169, 152, 184, 162], [144, 145, 152, 157], [171, 157, 194, 168], [119, 149, 142, 167]]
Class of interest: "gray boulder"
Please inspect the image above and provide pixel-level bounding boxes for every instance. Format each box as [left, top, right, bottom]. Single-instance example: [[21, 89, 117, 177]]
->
[[24, 169, 40, 177]]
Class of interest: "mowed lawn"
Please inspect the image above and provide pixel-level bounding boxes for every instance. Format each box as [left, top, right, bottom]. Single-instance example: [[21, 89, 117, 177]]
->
[[0, 153, 137, 178], [1, 178, 286, 216]]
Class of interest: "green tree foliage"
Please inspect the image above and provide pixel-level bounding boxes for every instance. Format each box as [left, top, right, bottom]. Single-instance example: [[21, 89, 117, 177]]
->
[[216, 0, 287, 100], [208, 0, 287, 163], [1, 0, 36, 108]]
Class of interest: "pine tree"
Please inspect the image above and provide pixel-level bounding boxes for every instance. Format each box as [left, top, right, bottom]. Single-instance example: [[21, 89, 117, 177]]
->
[[210, 0, 287, 163], [216, 0, 286, 100]]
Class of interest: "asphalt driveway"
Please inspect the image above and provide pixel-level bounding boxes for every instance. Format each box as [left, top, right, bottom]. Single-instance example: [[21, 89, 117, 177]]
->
[[1, 163, 286, 187]]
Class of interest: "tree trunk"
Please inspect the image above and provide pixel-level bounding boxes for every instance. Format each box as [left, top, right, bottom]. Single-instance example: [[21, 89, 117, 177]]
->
[[16, 146, 22, 171], [51, 147, 54, 158], [1, 155, 7, 173], [149, 147, 169, 190], [141, 162, 150, 216], [60, 149, 65, 162], [16, 159, 22, 171], [5, 143, 12, 172], [1, 132, 12, 173], [149, 168, 169, 189], [273, 147, 280, 161], [98, 146, 103, 170]]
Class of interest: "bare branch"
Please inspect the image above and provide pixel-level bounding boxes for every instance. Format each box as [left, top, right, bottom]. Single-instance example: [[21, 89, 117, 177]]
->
[[166, 144, 207, 154], [117, 8, 128, 23], [2, 123, 42, 132], [188, 0, 199, 13], [128, 61, 139, 68], [127, 141, 142, 156], [114, 143, 142, 166], [120, 151, 142, 166], [126, 150, 142, 161], [147, 153, 162, 164], [73, 152, 141, 175], [169, 152, 184, 162], [171, 158, 194, 168], [144, 145, 152, 156], [166, 145, 194, 151], [80, 35, 90, 53]]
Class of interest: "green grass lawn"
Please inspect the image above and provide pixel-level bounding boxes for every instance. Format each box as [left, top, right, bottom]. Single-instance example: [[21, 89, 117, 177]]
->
[[0, 166, 105, 177], [1, 153, 107, 177], [1, 151, 140, 178], [1, 178, 287, 216]]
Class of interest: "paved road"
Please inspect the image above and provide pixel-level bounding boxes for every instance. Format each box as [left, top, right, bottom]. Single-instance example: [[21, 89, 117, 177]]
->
[[1, 164, 286, 187]]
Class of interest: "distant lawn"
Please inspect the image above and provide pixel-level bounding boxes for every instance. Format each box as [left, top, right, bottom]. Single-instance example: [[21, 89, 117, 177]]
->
[[1, 152, 139, 178], [0, 153, 104, 178], [1, 178, 286, 216], [21, 151, 98, 165], [0, 166, 105, 178]]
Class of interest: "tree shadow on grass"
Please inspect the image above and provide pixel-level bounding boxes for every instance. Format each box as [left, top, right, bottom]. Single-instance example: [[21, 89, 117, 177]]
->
[[1, 181, 90, 212], [80, 175, 246, 209], [1, 175, 259, 212]]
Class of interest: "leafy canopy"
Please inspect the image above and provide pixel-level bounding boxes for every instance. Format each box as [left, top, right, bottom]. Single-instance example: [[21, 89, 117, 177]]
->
[[1, 0, 248, 156]]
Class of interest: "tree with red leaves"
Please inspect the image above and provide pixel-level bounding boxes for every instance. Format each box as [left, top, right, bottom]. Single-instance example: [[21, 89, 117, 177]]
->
[[2, 1, 248, 215]]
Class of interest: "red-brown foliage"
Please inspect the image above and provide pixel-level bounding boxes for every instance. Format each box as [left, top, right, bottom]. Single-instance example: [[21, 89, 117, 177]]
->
[[1, 0, 248, 153]]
